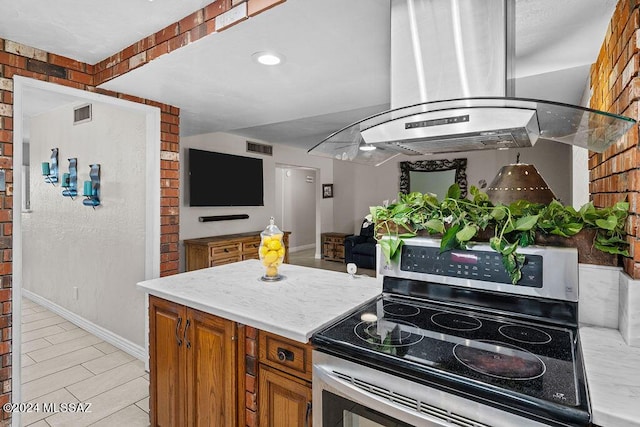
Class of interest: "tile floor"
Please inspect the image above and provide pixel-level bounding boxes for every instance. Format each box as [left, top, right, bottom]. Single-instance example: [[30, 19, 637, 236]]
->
[[20, 298, 150, 427], [288, 248, 377, 277], [16, 249, 363, 426]]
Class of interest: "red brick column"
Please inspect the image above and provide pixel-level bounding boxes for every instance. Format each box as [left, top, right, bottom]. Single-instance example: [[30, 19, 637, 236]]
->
[[590, 0, 640, 278], [245, 326, 258, 427]]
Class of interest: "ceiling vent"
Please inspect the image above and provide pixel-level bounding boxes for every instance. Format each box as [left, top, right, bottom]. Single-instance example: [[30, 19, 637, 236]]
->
[[73, 104, 92, 125], [246, 141, 273, 156]]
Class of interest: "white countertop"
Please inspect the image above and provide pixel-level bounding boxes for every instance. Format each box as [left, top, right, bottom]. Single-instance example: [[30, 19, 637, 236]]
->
[[580, 325, 640, 427], [136, 260, 382, 343]]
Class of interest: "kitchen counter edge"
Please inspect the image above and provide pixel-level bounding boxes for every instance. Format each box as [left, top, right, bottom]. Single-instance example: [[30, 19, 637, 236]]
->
[[580, 325, 640, 427]]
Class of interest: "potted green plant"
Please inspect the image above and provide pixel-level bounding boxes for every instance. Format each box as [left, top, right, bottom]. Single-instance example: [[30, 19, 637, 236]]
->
[[370, 184, 629, 284]]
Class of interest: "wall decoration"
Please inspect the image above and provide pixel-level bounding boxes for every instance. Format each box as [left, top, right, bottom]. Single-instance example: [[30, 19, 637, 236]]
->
[[399, 158, 468, 198], [61, 158, 78, 199], [322, 183, 333, 199], [82, 164, 101, 208], [42, 147, 59, 185]]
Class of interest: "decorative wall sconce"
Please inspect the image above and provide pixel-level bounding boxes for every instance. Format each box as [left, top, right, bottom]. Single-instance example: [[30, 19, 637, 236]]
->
[[61, 158, 78, 199], [82, 164, 100, 208], [41, 148, 59, 185]]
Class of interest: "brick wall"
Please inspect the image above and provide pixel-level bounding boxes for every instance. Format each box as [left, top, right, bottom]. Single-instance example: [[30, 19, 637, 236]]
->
[[590, 0, 640, 279], [0, 39, 180, 425], [93, 0, 286, 87], [245, 326, 258, 427]]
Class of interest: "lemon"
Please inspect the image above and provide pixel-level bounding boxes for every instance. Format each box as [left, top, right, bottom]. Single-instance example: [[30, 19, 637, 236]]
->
[[266, 266, 278, 277], [277, 248, 285, 258], [262, 236, 272, 246], [259, 245, 269, 257], [263, 250, 279, 266], [267, 239, 282, 251]]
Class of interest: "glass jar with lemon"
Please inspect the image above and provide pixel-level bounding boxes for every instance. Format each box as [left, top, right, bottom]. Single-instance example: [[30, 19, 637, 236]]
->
[[259, 217, 286, 281]]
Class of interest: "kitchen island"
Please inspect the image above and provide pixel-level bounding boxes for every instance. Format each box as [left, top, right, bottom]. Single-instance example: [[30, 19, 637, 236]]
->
[[137, 259, 381, 426], [137, 259, 638, 427]]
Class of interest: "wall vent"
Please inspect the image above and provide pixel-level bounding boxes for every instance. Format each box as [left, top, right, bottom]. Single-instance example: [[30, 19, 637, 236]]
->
[[74, 104, 92, 125], [246, 141, 273, 156]]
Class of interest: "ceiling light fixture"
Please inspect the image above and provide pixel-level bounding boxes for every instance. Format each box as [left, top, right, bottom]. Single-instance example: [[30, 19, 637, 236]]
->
[[359, 144, 377, 151], [252, 51, 284, 66]]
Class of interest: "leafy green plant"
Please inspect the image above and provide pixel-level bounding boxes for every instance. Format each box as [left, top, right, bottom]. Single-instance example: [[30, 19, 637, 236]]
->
[[370, 184, 629, 284]]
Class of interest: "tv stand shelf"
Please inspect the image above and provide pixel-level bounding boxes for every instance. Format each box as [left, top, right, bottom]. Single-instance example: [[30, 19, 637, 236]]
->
[[184, 231, 290, 272]]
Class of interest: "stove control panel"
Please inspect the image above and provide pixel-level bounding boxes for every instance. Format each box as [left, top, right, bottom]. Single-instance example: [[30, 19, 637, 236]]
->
[[400, 245, 543, 287]]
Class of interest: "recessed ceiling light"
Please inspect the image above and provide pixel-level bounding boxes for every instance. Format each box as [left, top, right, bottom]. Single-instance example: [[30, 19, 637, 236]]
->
[[252, 51, 284, 66], [359, 144, 377, 151]]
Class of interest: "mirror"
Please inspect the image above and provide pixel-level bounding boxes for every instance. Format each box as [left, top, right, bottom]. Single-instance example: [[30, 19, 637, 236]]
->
[[400, 158, 468, 198]]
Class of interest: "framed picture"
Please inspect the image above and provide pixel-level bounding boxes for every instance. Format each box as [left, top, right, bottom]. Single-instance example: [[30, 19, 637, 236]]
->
[[322, 183, 333, 198]]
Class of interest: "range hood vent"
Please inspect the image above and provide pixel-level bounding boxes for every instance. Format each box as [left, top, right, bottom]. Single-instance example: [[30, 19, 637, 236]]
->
[[308, 0, 636, 166]]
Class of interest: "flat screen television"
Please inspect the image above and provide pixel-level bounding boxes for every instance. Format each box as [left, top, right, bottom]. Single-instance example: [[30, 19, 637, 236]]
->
[[188, 148, 264, 207]]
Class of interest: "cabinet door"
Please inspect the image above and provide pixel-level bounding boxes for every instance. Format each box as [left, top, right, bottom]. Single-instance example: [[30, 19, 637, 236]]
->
[[259, 365, 312, 427], [149, 296, 187, 427], [185, 308, 238, 427], [185, 243, 209, 271]]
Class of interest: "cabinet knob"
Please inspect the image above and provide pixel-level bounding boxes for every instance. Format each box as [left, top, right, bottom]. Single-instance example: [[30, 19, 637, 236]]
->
[[304, 401, 312, 427], [183, 319, 191, 349], [277, 347, 294, 362], [175, 317, 183, 347]]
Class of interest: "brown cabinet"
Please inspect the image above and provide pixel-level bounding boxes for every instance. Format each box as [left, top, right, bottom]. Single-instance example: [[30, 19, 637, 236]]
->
[[259, 366, 312, 427], [321, 232, 351, 262], [149, 296, 314, 427], [258, 331, 313, 427], [149, 296, 238, 426], [184, 231, 290, 271]]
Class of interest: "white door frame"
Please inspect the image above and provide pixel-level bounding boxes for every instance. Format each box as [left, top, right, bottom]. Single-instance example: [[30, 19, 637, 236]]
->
[[11, 76, 161, 426]]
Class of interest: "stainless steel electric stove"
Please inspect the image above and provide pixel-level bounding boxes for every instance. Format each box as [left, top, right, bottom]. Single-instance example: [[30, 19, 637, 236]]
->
[[312, 238, 589, 427]]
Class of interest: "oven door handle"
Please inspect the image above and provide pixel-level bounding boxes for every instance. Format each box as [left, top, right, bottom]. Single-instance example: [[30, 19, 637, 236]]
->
[[314, 364, 450, 427]]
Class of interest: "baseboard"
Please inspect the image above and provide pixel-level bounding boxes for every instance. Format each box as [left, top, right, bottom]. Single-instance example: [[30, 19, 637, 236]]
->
[[22, 289, 146, 361], [288, 243, 316, 253]]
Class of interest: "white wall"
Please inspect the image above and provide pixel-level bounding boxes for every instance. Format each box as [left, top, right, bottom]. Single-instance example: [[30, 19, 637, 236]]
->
[[180, 132, 334, 267], [23, 101, 148, 347], [334, 139, 573, 235]]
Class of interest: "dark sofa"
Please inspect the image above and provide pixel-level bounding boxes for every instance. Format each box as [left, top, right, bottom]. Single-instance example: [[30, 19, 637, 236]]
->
[[344, 220, 376, 270]]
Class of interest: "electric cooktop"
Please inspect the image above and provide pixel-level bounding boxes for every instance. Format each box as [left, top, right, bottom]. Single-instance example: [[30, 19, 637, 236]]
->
[[315, 293, 583, 409]]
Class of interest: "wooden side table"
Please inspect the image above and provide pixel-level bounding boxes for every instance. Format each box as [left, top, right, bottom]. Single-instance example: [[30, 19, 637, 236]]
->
[[321, 232, 352, 262], [184, 231, 290, 271]]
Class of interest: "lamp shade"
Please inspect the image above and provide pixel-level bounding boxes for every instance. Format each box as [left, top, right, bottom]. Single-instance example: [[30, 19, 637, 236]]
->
[[485, 162, 556, 205]]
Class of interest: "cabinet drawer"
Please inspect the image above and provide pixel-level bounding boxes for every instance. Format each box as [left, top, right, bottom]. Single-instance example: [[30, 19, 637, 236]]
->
[[210, 255, 241, 266], [259, 331, 312, 381], [242, 239, 261, 253], [210, 243, 241, 260]]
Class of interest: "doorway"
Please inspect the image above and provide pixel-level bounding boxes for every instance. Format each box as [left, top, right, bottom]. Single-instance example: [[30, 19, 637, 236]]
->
[[275, 165, 319, 257], [12, 76, 161, 425]]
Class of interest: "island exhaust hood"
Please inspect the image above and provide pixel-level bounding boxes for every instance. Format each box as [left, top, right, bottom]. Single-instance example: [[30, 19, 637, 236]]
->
[[308, 0, 636, 166]]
